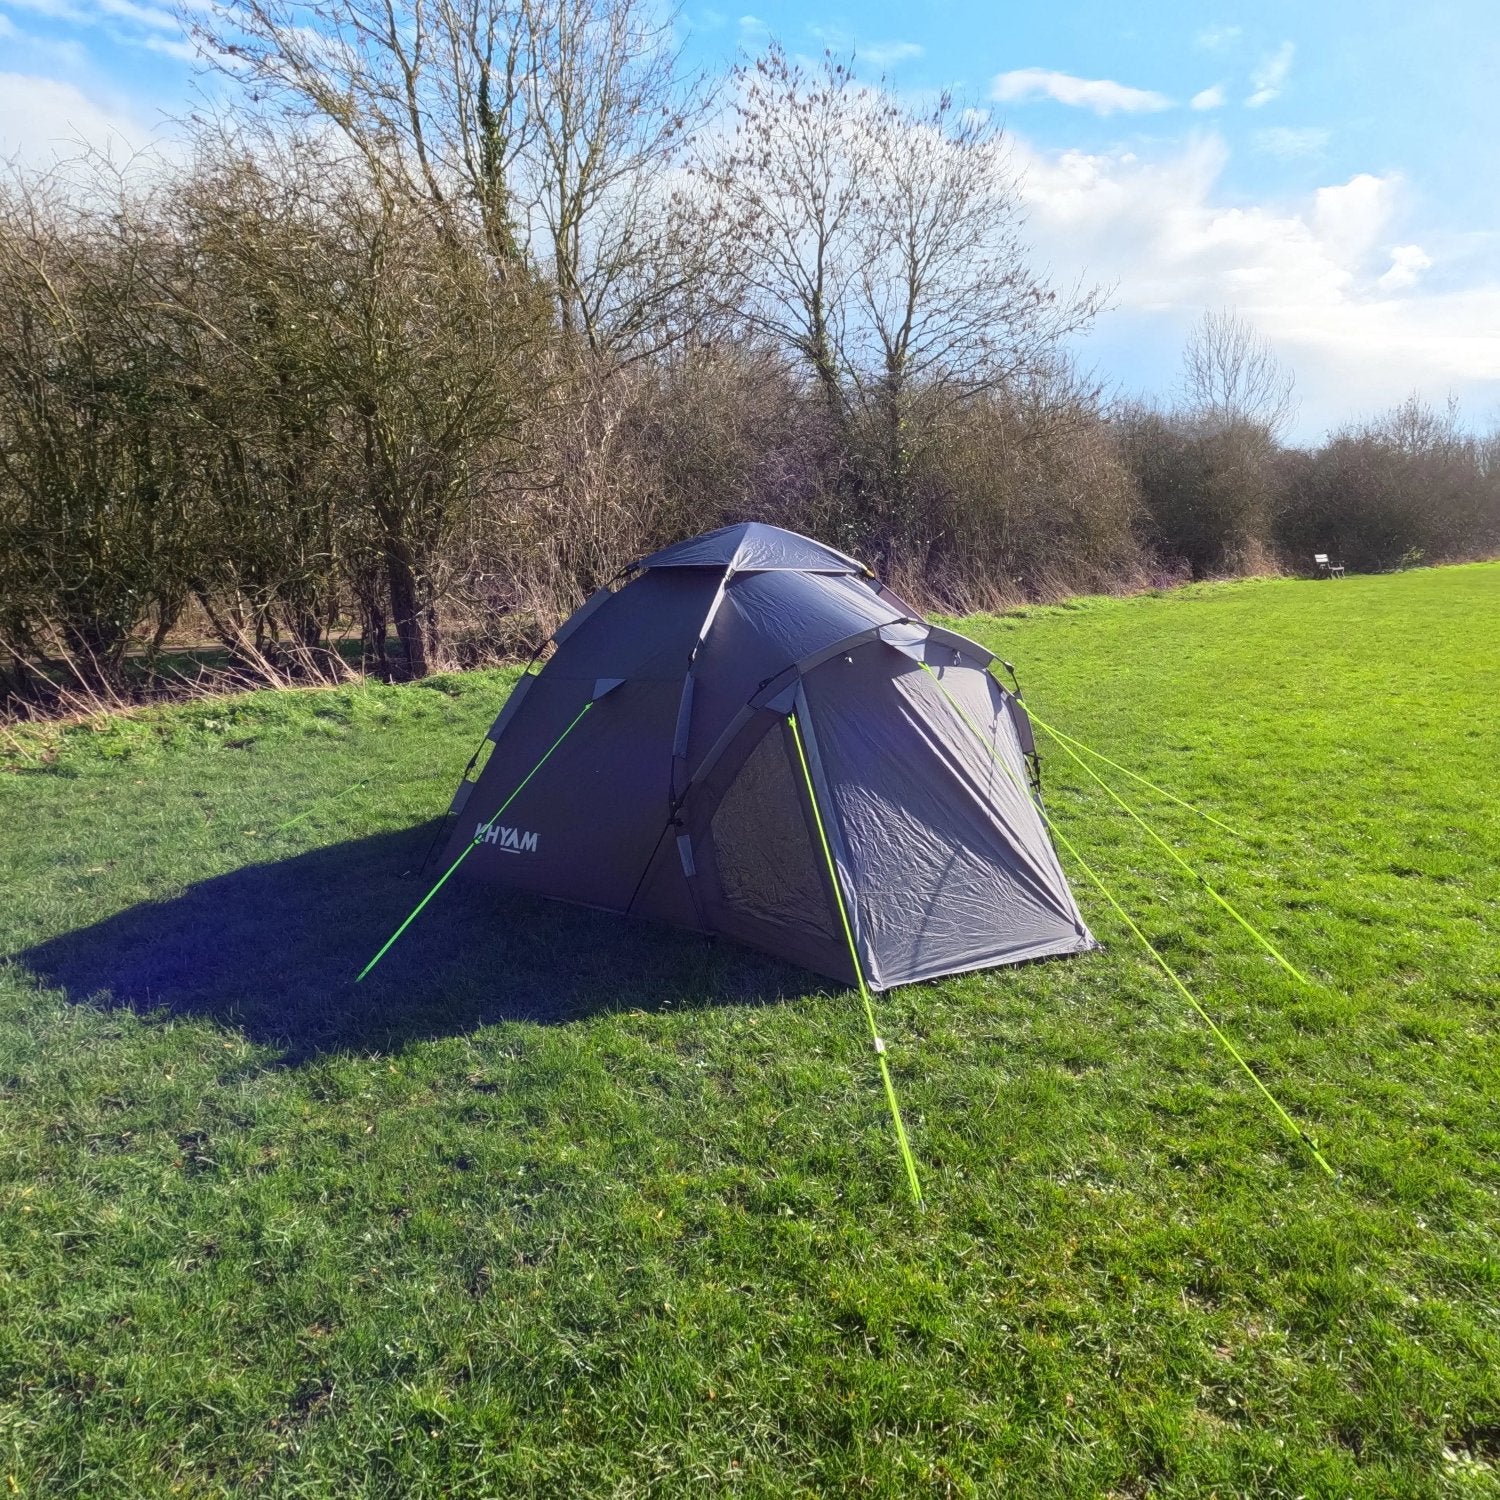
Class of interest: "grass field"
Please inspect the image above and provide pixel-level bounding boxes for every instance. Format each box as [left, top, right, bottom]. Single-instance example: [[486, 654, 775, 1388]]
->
[[2, 564, 1498, 1497]]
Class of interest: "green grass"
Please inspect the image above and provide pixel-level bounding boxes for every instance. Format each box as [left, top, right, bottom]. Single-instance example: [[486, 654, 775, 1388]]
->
[[2, 565, 1498, 1497]]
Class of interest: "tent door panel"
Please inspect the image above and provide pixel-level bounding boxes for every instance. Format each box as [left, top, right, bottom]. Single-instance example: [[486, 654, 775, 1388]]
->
[[689, 717, 853, 984], [800, 645, 1094, 988]]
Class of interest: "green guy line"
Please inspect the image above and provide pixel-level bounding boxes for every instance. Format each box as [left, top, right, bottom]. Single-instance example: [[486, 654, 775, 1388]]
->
[[1032, 722, 1317, 989], [355, 701, 594, 983], [919, 662, 1334, 1178], [788, 711, 924, 1208], [1022, 710, 1246, 840], [276, 778, 369, 832]]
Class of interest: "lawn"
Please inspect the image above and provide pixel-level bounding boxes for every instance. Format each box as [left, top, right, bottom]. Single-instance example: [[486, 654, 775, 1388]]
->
[[1, 564, 1497, 1497]]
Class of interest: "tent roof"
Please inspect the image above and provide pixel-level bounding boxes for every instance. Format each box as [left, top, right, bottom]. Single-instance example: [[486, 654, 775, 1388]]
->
[[635, 522, 867, 576]]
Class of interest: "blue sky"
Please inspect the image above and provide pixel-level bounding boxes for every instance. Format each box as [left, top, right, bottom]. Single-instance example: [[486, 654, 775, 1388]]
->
[[3, 0, 1498, 438]]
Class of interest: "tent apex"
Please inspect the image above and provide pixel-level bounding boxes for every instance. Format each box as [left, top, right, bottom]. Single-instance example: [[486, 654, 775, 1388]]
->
[[635, 522, 868, 576]]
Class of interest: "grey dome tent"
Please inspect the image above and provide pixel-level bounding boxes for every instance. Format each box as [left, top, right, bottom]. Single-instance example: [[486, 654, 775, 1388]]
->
[[435, 523, 1094, 989]]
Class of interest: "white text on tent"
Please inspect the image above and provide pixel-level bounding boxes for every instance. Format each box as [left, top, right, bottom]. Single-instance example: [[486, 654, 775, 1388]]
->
[[476, 823, 539, 853]]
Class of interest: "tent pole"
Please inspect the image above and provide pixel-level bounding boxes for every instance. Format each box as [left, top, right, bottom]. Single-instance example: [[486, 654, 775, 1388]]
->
[[354, 701, 595, 983], [788, 711, 924, 1209]]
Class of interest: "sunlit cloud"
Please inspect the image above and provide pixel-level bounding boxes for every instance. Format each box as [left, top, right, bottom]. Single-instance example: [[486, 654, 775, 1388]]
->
[[96, 0, 178, 30], [1010, 132, 1500, 432], [142, 32, 200, 61], [858, 40, 923, 69], [1252, 126, 1331, 159], [803, 25, 922, 69], [0, 70, 164, 164], [1195, 25, 1242, 52], [1378, 244, 1434, 293], [991, 68, 1172, 116], [1246, 42, 1294, 108]]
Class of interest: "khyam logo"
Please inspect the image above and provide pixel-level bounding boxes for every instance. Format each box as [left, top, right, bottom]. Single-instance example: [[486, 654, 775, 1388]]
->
[[475, 821, 539, 853]]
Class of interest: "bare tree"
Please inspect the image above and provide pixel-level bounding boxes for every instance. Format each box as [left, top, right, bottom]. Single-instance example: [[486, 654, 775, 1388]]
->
[[1277, 394, 1500, 572], [698, 48, 867, 428], [299, 164, 552, 675], [854, 96, 1098, 408], [191, 0, 709, 352], [515, 0, 710, 352], [699, 48, 1103, 540], [191, 0, 532, 257], [163, 149, 354, 680], [1181, 308, 1297, 435]]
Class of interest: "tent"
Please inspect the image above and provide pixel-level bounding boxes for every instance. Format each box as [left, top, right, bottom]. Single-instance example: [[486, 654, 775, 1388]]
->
[[438, 522, 1095, 989]]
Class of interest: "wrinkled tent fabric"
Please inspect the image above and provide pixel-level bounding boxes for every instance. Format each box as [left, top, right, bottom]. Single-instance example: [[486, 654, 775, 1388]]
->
[[441, 522, 1095, 988]]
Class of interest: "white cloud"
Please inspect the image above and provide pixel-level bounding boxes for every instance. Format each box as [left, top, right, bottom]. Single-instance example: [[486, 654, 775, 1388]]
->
[[1195, 25, 1242, 51], [738, 14, 767, 37], [95, 0, 179, 27], [991, 68, 1172, 116], [859, 40, 923, 69], [1378, 244, 1434, 293], [5, 29, 91, 71], [1252, 126, 1330, 159], [1246, 41, 1294, 108], [0, 0, 199, 67], [803, 26, 922, 69], [1010, 133, 1500, 434], [142, 32, 199, 61], [0, 0, 90, 19], [0, 71, 161, 165], [1311, 172, 1395, 267], [1190, 84, 1226, 111]]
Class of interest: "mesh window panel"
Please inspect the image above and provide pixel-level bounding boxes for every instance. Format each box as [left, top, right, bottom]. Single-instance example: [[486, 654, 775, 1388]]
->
[[708, 725, 833, 941]]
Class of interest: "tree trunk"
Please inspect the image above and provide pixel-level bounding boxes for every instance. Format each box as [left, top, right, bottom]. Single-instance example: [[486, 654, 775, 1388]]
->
[[142, 595, 182, 677], [361, 597, 389, 680], [351, 561, 390, 680], [0, 653, 34, 712], [386, 541, 441, 679]]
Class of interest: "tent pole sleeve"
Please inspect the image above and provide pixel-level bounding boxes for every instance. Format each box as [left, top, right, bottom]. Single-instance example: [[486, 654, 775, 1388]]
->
[[919, 662, 1334, 1179], [670, 568, 734, 801], [354, 701, 594, 983], [1009, 697, 1246, 840], [1028, 719, 1317, 989], [788, 711, 924, 1209]]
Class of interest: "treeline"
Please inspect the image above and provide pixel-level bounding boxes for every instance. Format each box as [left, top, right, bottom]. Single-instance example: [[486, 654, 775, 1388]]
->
[[1, 3, 1497, 715]]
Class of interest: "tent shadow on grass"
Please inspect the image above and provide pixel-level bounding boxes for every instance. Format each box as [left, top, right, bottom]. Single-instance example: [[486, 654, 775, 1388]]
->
[[16, 822, 824, 1063]]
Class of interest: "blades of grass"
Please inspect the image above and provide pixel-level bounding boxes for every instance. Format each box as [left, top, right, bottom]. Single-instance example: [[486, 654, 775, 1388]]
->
[[919, 661, 1335, 1178], [275, 778, 369, 832], [1032, 723, 1318, 989], [1021, 708, 1247, 840]]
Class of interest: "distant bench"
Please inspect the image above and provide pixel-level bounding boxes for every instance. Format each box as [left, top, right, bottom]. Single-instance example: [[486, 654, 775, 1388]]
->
[[1314, 553, 1345, 579]]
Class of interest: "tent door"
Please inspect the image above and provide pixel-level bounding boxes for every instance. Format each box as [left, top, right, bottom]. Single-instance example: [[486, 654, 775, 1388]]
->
[[688, 714, 854, 984]]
